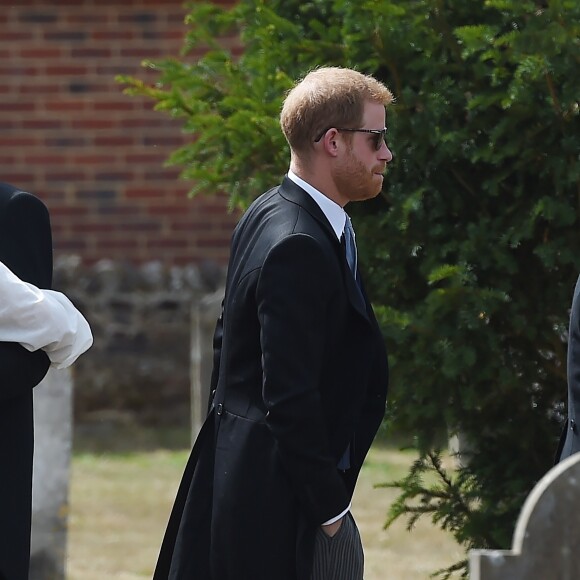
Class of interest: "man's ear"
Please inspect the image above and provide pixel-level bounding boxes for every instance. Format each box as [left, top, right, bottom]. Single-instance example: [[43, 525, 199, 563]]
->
[[323, 129, 340, 157]]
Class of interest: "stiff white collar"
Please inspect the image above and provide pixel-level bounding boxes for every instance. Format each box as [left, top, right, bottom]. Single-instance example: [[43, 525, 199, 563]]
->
[[287, 169, 346, 240]]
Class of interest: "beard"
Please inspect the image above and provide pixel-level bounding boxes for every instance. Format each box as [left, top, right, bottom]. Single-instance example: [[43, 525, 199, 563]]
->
[[333, 148, 384, 203]]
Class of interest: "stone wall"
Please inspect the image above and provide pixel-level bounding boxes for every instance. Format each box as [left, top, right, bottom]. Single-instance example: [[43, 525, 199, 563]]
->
[[53, 256, 226, 426]]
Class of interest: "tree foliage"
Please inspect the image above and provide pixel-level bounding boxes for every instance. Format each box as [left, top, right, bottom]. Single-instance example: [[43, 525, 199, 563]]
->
[[118, 0, 580, 576]]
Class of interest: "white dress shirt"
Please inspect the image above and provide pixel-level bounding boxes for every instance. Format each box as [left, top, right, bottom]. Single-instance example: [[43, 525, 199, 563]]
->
[[286, 170, 351, 526], [0, 261, 93, 369]]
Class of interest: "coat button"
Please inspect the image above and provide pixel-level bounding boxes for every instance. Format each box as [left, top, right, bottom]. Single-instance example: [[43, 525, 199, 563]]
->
[[217, 403, 223, 416], [571, 419, 577, 433]]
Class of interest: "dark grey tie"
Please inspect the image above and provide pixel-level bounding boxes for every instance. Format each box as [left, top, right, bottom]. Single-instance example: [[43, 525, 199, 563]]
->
[[337, 214, 358, 471], [344, 214, 357, 278]]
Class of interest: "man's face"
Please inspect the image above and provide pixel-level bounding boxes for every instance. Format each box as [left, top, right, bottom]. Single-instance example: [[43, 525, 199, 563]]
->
[[333, 101, 393, 204]]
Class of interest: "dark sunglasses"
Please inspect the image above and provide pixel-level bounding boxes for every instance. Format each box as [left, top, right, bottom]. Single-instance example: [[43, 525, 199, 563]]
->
[[314, 127, 388, 151]]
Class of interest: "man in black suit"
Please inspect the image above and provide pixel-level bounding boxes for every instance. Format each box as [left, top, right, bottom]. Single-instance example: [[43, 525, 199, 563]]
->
[[154, 67, 393, 580], [0, 182, 92, 580], [556, 275, 580, 462]]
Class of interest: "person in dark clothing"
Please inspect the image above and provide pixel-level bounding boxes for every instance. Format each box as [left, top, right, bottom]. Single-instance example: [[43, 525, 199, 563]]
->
[[154, 67, 393, 580], [0, 182, 92, 580], [556, 275, 580, 462]]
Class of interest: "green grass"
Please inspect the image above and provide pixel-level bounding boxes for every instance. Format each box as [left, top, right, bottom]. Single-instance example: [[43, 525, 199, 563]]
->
[[67, 426, 462, 580]]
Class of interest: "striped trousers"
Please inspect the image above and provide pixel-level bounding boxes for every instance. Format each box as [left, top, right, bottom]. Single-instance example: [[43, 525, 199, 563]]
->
[[310, 512, 364, 580]]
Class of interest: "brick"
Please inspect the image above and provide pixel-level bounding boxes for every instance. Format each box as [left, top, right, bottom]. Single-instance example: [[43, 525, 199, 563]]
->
[[45, 171, 86, 182], [45, 65, 89, 75], [44, 31, 88, 42], [120, 48, 164, 58], [95, 65, 137, 75], [49, 223, 65, 235], [21, 119, 65, 130], [19, 12, 59, 24], [45, 137, 87, 147], [0, 66, 38, 75], [143, 169, 180, 180], [54, 239, 89, 251], [70, 154, 119, 164], [119, 118, 168, 129], [219, 221, 238, 232], [197, 238, 232, 249], [166, 12, 188, 24], [70, 48, 113, 58], [125, 187, 164, 198], [96, 205, 136, 216], [48, 206, 90, 217], [142, 29, 184, 41], [70, 223, 117, 233], [92, 101, 139, 111], [171, 221, 220, 235], [142, 135, 185, 146], [66, 14, 108, 24], [19, 84, 61, 94], [94, 171, 136, 181], [146, 205, 190, 216], [68, 82, 91, 93], [70, 119, 116, 130], [94, 136, 136, 146], [1, 101, 36, 112], [37, 187, 66, 199], [97, 239, 140, 249], [138, 0, 186, 5], [0, 174, 36, 185], [147, 238, 188, 248], [118, 221, 162, 232], [118, 12, 158, 24], [46, 100, 87, 112], [20, 48, 63, 58], [0, 32, 34, 41], [124, 153, 166, 163], [92, 30, 135, 41], [0, 137, 40, 147], [24, 153, 70, 167], [77, 189, 118, 200]]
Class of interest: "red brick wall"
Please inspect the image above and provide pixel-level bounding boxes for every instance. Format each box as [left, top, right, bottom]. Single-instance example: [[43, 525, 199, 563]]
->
[[0, 0, 239, 265]]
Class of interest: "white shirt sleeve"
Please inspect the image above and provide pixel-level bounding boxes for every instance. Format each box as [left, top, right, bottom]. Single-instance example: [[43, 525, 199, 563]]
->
[[0, 261, 93, 368]]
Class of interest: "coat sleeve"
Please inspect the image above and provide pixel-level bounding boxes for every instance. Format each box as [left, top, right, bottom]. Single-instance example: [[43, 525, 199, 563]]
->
[[0, 191, 53, 401], [256, 233, 350, 525]]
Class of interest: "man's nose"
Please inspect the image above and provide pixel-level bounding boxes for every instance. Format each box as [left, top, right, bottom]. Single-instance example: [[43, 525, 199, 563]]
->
[[381, 144, 393, 163]]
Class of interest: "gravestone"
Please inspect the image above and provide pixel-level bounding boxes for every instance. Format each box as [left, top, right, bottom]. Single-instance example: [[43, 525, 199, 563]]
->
[[190, 289, 224, 440], [469, 452, 580, 579], [30, 367, 73, 580]]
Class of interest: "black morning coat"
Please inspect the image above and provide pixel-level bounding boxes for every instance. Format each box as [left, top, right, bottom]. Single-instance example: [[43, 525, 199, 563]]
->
[[0, 183, 53, 580], [154, 177, 389, 580], [556, 274, 580, 462]]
